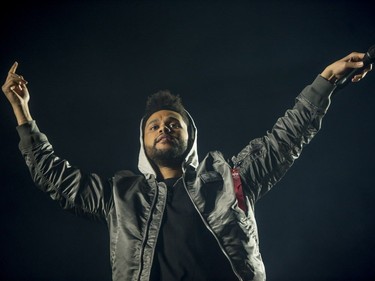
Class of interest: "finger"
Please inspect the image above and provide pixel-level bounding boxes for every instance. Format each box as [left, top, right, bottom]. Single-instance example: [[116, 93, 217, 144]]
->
[[5, 68, 28, 85], [349, 54, 365, 62], [352, 71, 365, 82], [9, 61, 18, 74], [11, 74, 28, 84], [341, 52, 365, 62], [2, 77, 27, 93], [10, 85, 19, 96], [5, 62, 22, 84], [21, 83, 28, 91], [352, 69, 370, 82], [359, 64, 372, 76], [345, 60, 364, 69]]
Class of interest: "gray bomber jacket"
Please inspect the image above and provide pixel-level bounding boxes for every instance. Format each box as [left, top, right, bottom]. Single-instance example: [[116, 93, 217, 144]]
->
[[17, 75, 336, 281]]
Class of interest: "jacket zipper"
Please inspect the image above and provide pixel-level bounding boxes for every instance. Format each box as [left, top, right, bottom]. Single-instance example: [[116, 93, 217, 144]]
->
[[181, 176, 243, 281], [136, 179, 165, 281], [145, 181, 168, 280]]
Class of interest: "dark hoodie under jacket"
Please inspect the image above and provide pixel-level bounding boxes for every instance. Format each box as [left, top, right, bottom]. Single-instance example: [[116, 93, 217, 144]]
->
[[16, 75, 335, 281]]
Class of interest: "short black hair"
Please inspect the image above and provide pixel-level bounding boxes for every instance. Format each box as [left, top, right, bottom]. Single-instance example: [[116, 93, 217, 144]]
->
[[142, 90, 189, 130]]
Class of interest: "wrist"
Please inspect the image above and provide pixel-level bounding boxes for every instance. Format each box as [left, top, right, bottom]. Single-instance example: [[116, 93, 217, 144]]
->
[[12, 104, 33, 125], [320, 68, 337, 84]]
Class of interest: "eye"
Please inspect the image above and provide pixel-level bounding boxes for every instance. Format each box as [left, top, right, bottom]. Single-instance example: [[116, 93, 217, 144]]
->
[[150, 125, 159, 131], [169, 122, 181, 129]]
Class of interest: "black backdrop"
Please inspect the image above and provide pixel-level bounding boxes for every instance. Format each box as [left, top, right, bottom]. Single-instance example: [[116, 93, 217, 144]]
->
[[1, 1, 375, 280]]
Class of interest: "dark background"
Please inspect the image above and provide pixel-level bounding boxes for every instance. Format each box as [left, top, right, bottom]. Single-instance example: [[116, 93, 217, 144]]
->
[[1, 0, 374, 280]]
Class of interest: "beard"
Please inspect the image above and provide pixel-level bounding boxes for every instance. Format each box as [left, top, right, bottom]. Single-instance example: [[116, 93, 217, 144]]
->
[[145, 136, 188, 168]]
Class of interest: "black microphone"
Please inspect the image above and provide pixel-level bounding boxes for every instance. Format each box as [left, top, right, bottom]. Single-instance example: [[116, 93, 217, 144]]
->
[[335, 44, 375, 89]]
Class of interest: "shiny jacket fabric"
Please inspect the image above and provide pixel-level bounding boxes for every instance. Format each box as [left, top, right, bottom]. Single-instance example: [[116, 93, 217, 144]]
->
[[17, 75, 335, 281]]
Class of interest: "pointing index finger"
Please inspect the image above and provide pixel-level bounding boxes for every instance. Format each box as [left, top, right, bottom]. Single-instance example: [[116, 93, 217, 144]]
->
[[9, 61, 18, 74]]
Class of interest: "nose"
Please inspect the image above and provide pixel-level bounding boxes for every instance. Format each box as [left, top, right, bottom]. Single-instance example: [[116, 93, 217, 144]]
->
[[160, 124, 171, 133]]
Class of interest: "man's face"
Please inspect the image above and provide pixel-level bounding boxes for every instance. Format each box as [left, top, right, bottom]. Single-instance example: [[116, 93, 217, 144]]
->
[[143, 110, 189, 168]]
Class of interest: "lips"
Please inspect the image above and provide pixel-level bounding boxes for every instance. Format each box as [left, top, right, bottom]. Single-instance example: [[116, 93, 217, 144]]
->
[[156, 134, 175, 143]]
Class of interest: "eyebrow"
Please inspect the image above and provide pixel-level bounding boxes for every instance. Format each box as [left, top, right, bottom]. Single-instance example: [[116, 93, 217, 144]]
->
[[146, 115, 181, 127]]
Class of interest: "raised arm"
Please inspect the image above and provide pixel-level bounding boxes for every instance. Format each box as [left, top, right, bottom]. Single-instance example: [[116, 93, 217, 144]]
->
[[2, 62, 113, 221], [233, 51, 372, 203]]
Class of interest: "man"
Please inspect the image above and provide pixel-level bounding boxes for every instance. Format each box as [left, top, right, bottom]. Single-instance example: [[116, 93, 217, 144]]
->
[[1, 52, 372, 281]]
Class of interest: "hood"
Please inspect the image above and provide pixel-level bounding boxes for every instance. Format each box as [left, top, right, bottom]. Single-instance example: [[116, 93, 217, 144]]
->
[[138, 110, 199, 179]]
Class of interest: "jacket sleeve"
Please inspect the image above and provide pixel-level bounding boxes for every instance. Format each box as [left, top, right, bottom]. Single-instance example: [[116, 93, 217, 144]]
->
[[231, 75, 336, 203], [16, 121, 113, 221]]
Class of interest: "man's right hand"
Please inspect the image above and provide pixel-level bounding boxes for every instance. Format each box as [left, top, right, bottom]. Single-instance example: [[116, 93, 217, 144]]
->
[[2, 62, 33, 125]]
